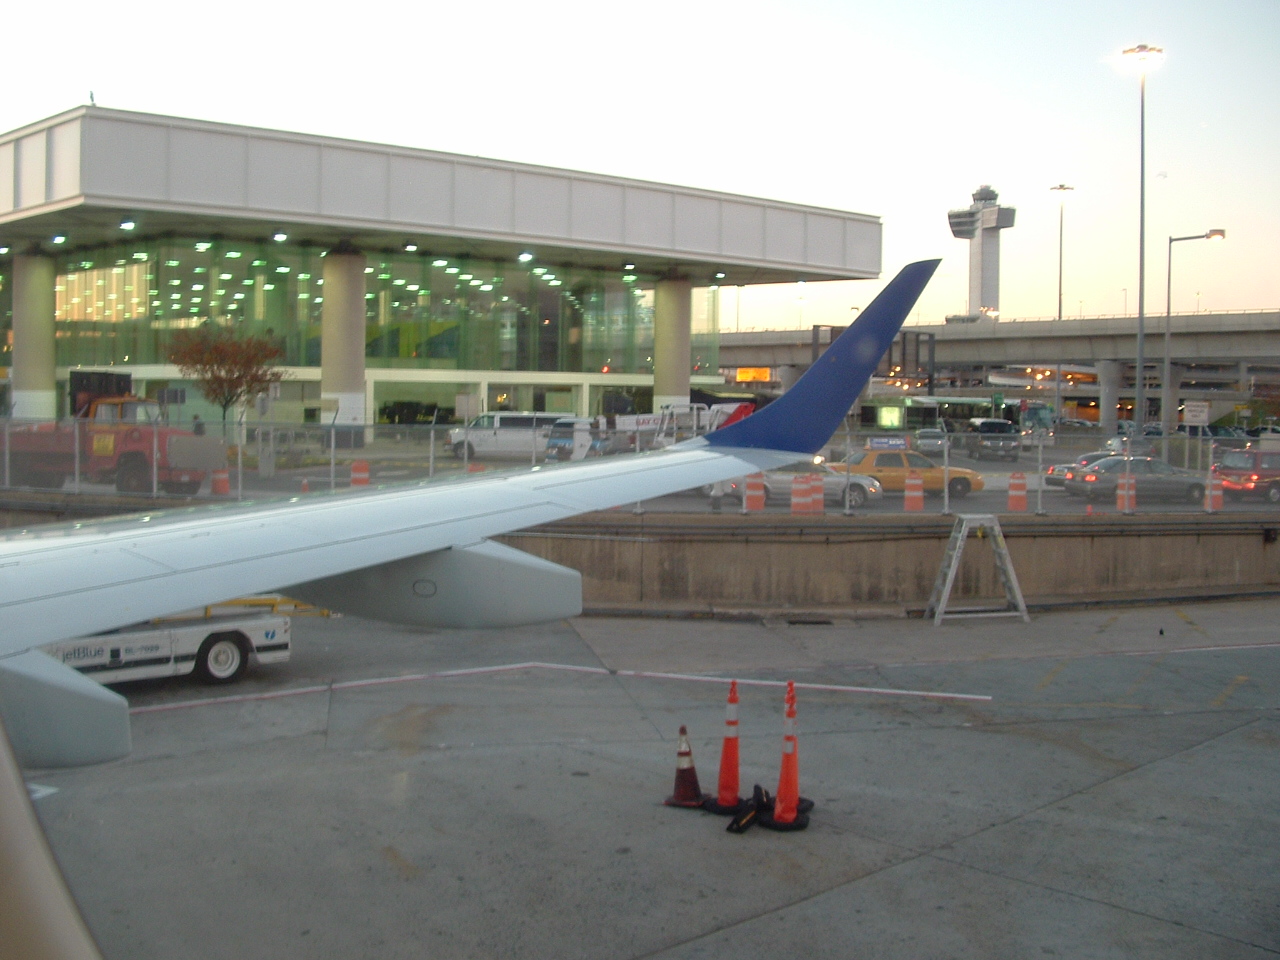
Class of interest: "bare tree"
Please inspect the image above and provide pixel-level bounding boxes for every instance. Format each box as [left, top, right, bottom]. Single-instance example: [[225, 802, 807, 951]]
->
[[169, 328, 286, 427]]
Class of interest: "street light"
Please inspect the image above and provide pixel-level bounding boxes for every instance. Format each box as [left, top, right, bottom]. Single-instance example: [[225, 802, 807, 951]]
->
[[1050, 184, 1074, 422], [1121, 42, 1164, 432], [1162, 229, 1226, 455]]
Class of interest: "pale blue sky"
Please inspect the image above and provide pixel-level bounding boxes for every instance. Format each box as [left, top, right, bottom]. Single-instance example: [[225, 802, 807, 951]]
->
[[5, 0, 1276, 328]]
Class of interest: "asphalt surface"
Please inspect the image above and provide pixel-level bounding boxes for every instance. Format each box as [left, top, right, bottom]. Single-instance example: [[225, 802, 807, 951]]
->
[[26, 599, 1280, 959]]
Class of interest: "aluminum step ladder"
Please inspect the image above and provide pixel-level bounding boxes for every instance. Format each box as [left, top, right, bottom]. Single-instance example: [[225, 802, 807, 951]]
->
[[925, 514, 1030, 626]]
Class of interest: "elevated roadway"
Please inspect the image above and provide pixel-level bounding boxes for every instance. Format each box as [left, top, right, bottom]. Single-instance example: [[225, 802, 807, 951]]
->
[[721, 310, 1280, 390]]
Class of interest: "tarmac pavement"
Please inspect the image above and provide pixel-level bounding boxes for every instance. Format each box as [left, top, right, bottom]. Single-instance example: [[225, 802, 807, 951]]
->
[[26, 599, 1280, 959]]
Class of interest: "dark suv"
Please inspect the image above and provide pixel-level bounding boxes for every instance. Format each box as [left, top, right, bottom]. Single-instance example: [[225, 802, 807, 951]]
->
[[1214, 447, 1280, 502], [962, 418, 1021, 461]]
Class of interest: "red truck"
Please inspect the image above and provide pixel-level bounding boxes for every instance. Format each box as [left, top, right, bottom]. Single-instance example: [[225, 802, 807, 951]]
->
[[4, 390, 224, 496]]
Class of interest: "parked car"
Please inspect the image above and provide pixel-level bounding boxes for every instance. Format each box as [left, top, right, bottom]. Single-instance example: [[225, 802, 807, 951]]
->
[[961, 418, 1021, 460], [840, 449, 985, 498], [710, 462, 883, 508], [1214, 447, 1280, 502], [913, 428, 949, 456], [1173, 424, 1250, 451], [1062, 456, 1206, 503], [1044, 450, 1113, 488]]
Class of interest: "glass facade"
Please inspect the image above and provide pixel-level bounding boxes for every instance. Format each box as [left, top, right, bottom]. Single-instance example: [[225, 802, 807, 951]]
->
[[0, 240, 722, 419], [0, 240, 719, 377]]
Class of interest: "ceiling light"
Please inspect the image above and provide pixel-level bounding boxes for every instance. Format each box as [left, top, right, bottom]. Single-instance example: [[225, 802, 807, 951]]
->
[[518, 251, 533, 262], [119, 219, 136, 231], [52, 235, 67, 244], [404, 242, 418, 252], [273, 232, 288, 243]]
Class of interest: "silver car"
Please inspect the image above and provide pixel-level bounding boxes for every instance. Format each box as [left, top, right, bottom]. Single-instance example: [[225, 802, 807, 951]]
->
[[914, 428, 949, 456], [709, 463, 883, 507]]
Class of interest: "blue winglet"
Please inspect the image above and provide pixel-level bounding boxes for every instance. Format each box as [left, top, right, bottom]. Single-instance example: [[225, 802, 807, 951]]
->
[[705, 259, 940, 454]]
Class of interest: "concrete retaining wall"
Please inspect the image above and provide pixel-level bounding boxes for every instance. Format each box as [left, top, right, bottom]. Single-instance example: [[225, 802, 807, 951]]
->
[[7, 492, 1280, 613], [501, 513, 1280, 612]]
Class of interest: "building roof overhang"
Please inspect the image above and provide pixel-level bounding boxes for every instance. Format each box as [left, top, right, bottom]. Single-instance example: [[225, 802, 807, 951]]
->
[[1, 107, 882, 287]]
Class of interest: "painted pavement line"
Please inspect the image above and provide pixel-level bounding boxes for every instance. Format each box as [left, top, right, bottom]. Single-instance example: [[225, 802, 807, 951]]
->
[[128, 661, 989, 714]]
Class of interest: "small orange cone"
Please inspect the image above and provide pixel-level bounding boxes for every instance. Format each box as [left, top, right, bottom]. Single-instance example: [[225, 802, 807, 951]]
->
[[664, 725, 709, 808], [704, 682, 744, 814], [300, 477, 310, 493], [760, 681, 811, 831]]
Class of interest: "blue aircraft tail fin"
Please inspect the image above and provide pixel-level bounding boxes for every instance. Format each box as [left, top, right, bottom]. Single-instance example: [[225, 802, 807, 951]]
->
[[705, 259, 940, 454]]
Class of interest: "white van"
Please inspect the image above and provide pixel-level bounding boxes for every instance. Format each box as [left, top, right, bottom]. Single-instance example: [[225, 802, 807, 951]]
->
[[449, 412, 563, 459]]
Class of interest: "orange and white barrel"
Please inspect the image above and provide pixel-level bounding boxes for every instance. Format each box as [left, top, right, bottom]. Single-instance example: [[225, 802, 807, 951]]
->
[[1116, 473, 1136, 513], [808, 473, 825, 513], [350, 460, 369, 486], [1007, 472, 1027, 512], [790, 475, 813, 514], [743, 473, 766, 512], [211, 469, 230, 496], [904, 471, 924, 511], [1204, 475, 1223, 513]]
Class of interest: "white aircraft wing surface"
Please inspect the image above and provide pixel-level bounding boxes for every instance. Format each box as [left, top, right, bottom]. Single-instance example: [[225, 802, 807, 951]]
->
[[0, 442, 801, 650]]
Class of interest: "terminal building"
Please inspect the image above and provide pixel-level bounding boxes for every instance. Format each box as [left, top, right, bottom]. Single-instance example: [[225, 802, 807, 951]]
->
[[0, 106, 883, 425]]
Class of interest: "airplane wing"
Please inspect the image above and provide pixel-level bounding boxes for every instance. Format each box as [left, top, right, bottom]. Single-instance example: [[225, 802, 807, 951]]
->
[[0, 259, 938, 768]]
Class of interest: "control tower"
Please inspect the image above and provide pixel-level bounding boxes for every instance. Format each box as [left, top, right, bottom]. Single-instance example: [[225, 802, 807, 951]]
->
[[948, 185, 1015, 320]]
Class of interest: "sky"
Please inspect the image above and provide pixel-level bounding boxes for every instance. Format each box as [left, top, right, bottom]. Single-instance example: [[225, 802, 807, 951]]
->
[[4, 0, 1277, 330]]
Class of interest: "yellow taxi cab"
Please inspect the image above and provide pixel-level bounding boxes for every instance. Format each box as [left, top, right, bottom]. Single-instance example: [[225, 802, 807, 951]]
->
[[836, 448, 986, 499]]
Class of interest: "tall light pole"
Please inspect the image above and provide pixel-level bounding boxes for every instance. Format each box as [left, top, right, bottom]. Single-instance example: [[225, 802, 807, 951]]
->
[[1051, 185, 1073, 322], [1163, 229, 1226, 455], [1050, 184, 1073, 422], [1122, 43, 1163, 431]]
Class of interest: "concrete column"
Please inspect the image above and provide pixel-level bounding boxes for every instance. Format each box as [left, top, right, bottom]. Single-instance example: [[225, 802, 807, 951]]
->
[[320, 244, 367, 425], [653, 277, 691, 411], [1239, 361, 1251, 392], [1096, 360, 1120, 438], [777, 365, 803, 392], [11, 252, 57, 419], [1160, 363, 1184, 436]]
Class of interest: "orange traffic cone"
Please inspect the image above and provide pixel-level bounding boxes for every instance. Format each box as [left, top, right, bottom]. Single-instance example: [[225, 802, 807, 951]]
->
[[704, 682, 744, 814], [300, 477, 310, 493], [760, 681, 811, 831], [664, 725, 709, 808]]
